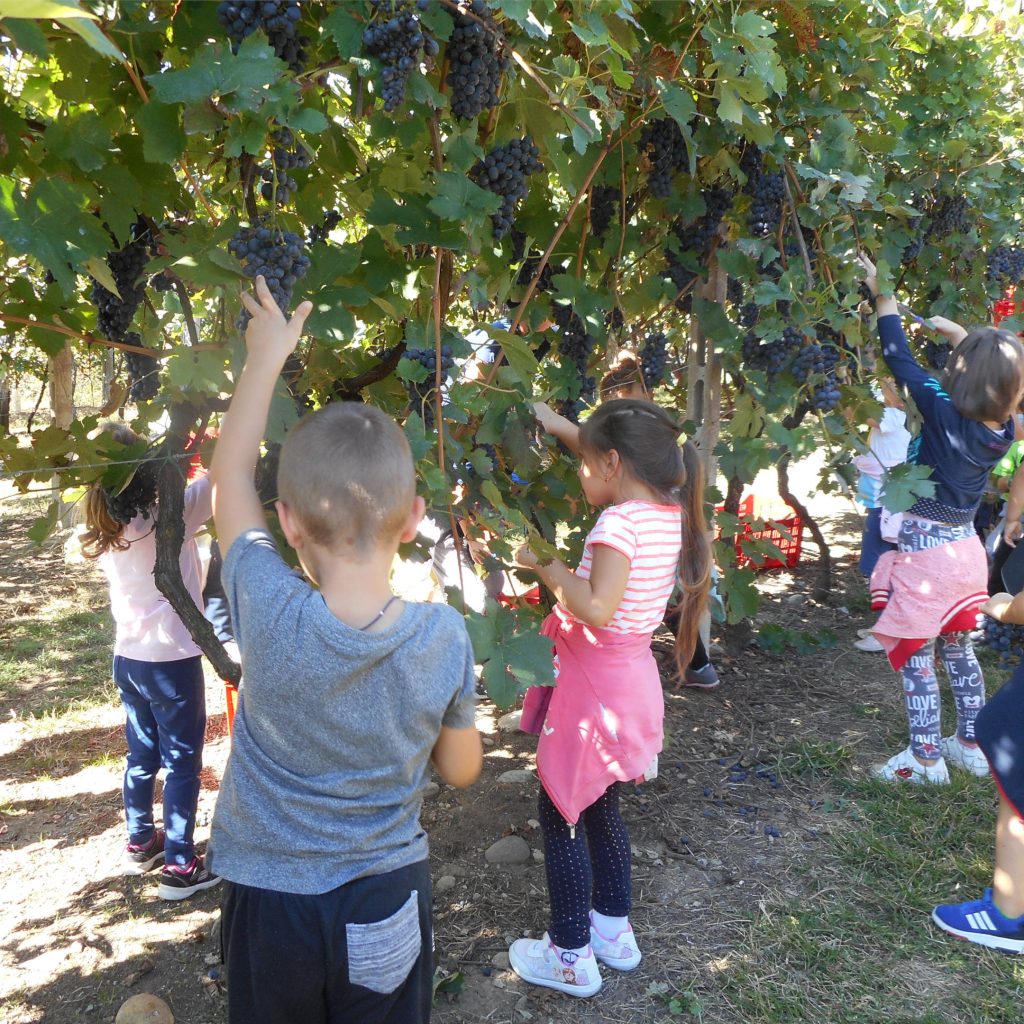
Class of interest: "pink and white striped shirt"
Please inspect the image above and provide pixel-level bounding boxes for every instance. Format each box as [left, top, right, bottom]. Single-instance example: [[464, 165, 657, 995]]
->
[[560, 500, 682, 635]]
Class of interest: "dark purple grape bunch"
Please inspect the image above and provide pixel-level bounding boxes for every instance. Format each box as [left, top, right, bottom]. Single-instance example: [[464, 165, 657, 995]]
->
[[124, 332, 160, 403], [446, 0, 509, 120], [90, 230, 151, 342], [308, 209, 341, 245], [104, 458, 159, 526], [216, 2, 308, 73], [926, 192, 971, 240], [639, 332, 669, 391], [987, 244, 1024, 285], [638, 118, 688, 198], [727, 277, 744, 306], [551, 300, 596, 405], [228, 223, 310, 329], [471, 136, 543, 239], [256, 126, 310, 206], [405, 345, 454, 428], [663, 186, 733, 310], [589, 185, 619, 240], [363, 0, 438, 113], [924, 338, 952, 371], [740, 145, 784, 238], [982, 616, 1024, 668]]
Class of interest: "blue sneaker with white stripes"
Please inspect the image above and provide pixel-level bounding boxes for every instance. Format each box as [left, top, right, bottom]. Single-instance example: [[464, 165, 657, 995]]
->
[[932, 890, 1024, 953]]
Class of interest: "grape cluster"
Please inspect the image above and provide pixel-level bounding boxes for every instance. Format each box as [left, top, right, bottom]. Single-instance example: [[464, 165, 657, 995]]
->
[[901, 216, 924, 265], [981, 617, 1024, 669], [470, 136, 543, 239], [256, 126, 310, 205], [123, 333, 160, 403], [606, 306, 625, 333], [727, 277, 744, 306], [590, 185, 619, 240], [405, 345, 453, 428], [738, 301, 760, 329], [216, 1, 308, 72], [446, 0, 508, 120], [746, 171, 785, 237], [308, 209, 341, 245], [150, 271, 175, 293], [464, 442, 498, 479], [362, 0, 438, 112], [637, 118, 688, 198], [924, 338, 952, 371], [790, 340, 824, 383], [639, 332, 669, 391], [510, 227, 558, 293], [663, 186, 733, 310], [228, 223, 311, 327], [987, 245, 1024, 284], [104, 459, 159, 526], [551, 301, 596, 403], [91, 235, 150, 341], [927, 192, 971, 240]]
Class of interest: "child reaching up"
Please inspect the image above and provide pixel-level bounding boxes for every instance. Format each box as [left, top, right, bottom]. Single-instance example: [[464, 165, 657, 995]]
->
[[510, 398, 710, 997], [208, 277, 482, 1024], [81, 424, 220, 900], [859, 254, 1024, 784]]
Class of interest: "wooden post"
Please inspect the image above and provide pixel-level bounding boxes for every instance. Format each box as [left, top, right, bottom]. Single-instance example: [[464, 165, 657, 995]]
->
[[686, 254, 725, 487], [49, 342, 75, 527]]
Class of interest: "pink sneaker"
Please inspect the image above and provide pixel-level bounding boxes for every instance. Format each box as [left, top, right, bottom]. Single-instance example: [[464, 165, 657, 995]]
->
[[589, 912, 642, 971]]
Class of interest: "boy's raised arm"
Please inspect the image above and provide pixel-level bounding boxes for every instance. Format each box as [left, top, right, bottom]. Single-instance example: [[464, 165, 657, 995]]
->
[[211, 276, 312, 555]]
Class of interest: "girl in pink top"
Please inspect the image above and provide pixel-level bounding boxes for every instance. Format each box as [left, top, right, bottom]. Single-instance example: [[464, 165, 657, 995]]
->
[[82, 423, 220, 901], [509, 398, 711, 998]]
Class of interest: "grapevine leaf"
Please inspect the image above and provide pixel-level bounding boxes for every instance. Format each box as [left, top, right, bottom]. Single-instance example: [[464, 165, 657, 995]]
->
[[323, 5, 363, 60], [464, 608, 497, 663], [27, 502, 60, 545], [503, 628, 556, 690], [656, 81, 696, 133], [83, 257, 120, 299], [57, 18, 124, 63], [428, 171, 501, 221], [1, 1, 97, 16], [722, 566, 759, 623], [146, 39, 286, 106], [880, 462, 936, 513], [1, 19, 49, 56], [488, 328, 538, 385], [137, 102, 186, 164]]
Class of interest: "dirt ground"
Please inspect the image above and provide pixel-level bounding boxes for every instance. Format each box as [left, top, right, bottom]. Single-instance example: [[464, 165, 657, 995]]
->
[[0, 480, 954, 1024]]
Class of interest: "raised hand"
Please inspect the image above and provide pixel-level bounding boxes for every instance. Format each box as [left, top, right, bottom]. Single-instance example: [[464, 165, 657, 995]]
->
[[239, 275, 313, 366]]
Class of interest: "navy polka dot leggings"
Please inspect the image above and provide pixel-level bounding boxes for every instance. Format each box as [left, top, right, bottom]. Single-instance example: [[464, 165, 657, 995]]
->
[[537, 782, 631, 949]]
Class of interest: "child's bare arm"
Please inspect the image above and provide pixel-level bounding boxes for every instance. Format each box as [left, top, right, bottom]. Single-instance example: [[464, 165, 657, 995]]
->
[[210, 276, 312, 555], [517, 543, 630, 628], [927, 315, 969, 347], [534, 401, 581, 454], [431, 725, 483, 788]]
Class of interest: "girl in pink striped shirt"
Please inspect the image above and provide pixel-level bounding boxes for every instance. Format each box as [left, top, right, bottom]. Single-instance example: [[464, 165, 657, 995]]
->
[[509, 398, 711, 998]]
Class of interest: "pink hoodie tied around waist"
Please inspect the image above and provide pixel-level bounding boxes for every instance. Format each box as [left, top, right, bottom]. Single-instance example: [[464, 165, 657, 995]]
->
[[520, 612, 664, 827]]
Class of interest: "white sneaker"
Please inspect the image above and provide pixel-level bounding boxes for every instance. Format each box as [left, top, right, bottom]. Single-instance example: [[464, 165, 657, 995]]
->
[[854, 634, 885, 653], [941, 735, 990, 777], [856, 627, 873, 639], [871, 746, 950, 785], [589, 913, 642, 971], [508, 934, 602, 997]]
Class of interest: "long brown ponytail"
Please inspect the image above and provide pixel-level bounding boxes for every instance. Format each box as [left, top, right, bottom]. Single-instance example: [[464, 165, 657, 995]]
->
[[578, 399, 712, 678], [80, 422, 148, 559]]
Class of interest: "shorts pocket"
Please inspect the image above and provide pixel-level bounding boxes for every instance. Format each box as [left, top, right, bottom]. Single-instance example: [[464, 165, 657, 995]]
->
[[346, 890, 422, 994]]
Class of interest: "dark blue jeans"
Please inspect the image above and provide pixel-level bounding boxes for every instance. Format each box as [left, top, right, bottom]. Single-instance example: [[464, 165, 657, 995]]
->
[[221, 859, 433, 1024], [860, 506, 896, 581], [114, 654, 205, 867]]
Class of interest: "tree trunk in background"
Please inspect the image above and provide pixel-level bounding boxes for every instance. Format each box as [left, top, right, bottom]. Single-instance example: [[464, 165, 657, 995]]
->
[[49, 342, 75, 527], [0, 378, 10, 434]]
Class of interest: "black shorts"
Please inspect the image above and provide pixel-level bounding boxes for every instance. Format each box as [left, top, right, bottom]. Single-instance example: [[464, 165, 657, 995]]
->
[[221, 859, 433, 1024], [976, 663, 1024, 820]]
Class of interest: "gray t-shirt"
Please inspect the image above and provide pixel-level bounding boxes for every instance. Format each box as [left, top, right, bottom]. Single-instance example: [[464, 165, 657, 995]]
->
[[207, 529, 477, 894]]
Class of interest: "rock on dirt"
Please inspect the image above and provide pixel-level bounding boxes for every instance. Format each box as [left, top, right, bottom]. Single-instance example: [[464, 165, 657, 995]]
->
[[484, 835, 531, 865], [497, 769, 534, 784]]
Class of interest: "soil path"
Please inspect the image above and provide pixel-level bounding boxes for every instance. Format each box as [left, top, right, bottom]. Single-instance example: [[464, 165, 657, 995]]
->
[[0, 486, 905, 1024]]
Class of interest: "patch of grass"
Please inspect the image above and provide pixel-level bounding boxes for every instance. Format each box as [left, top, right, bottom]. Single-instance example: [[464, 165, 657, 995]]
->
[[777, 739, 853, 776], [0, 604, 114, 717], [703, 770, 1023, 1024]]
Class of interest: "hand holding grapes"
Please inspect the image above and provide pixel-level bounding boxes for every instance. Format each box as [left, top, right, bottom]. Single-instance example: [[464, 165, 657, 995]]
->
[[239, 275, 312, 367]]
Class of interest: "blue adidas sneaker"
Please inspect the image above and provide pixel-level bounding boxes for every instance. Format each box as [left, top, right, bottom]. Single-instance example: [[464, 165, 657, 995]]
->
[[932, 890, 1024, 953]]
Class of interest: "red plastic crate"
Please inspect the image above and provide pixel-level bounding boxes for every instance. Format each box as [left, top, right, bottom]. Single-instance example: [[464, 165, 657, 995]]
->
[[994, 287, 1017, 327], [716, 494, 803, 572]]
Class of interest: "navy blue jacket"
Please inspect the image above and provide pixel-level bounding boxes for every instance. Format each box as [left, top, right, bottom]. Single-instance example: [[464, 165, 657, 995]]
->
[[879, 313, 1013, 518]]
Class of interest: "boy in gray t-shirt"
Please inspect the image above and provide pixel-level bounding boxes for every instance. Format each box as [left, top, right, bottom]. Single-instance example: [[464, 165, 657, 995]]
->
[[208, 277, 482, 1024]]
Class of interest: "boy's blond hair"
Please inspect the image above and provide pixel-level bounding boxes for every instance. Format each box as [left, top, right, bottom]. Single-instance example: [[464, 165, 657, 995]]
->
[[277, 404, 416, 555]]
